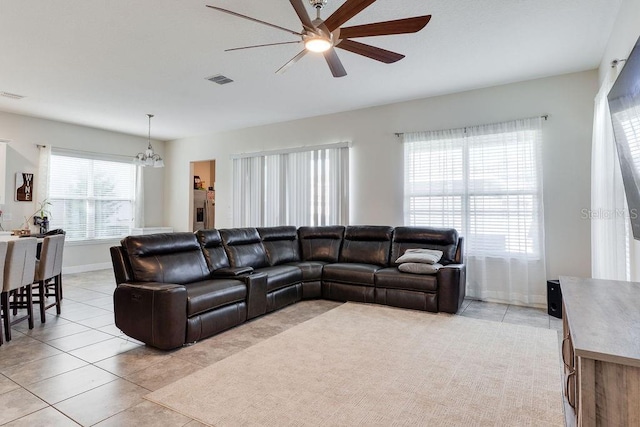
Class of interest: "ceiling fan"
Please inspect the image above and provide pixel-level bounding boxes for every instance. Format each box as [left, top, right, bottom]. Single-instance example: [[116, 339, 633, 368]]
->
[[206, 0, 431, 78]]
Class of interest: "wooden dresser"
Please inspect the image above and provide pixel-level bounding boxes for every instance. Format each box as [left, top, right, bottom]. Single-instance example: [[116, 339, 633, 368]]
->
[[560, 276, 640, 426]]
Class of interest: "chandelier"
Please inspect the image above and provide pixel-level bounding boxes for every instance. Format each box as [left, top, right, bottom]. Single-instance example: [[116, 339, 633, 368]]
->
[[133, 114, 164, 168]]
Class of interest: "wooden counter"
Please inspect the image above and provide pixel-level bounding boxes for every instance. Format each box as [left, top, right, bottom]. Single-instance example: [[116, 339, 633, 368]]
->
[[560, 276, 640, 426]]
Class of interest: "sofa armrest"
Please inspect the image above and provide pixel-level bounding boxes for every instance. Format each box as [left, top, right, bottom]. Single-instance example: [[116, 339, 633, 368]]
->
[[213, 266, 254, 277], [242, 272, 268, 320], [110, 246, 133, 284], [212, 267, 267, 320], [436, 264, 466, 314], [114, 282, 187, 350], [212, 268, 266, 319]]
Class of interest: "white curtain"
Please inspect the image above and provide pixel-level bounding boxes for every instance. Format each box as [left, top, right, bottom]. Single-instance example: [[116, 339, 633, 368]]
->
[[233, 157, 264, 227], [287, 150, 312, 226], [591, 66, 628, 280], [134, 166, 145, 228], [232, 143, 349, 227], [36, 144, 51, 205], [264, 154, 286, 226], [404, 117, 546, 306]]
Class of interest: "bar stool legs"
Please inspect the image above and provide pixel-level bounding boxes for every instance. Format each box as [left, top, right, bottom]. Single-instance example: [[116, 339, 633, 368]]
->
[[37, 277, 61, 323], [1, 285, 34, 341]]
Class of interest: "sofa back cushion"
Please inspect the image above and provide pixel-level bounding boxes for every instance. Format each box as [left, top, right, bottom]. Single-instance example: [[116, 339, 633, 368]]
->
[[298, 226, 345, 262], [219, 228, 269, 269], [391, 227, 459, 265], [121, 233, 210, 284], [195, 229, 231, 272], [339, 226, 394, 266], [257, 226, 301, 266]]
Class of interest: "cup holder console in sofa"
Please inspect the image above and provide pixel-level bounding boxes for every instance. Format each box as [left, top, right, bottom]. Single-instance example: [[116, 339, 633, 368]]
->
[[110, 225, 465, 350]]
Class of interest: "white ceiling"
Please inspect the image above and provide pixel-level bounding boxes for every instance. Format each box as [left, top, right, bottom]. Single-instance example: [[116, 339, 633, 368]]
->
[[0, 0, 622, 141]]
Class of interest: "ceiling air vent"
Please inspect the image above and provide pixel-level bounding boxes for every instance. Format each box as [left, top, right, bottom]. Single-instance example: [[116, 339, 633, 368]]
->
[[0, 91, 25, 100], [206, 74, 234, 85]]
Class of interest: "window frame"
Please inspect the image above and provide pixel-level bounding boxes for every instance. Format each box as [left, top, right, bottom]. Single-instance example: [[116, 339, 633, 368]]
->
[[404, 120, 544, 259], [48, 149, 138, 243]]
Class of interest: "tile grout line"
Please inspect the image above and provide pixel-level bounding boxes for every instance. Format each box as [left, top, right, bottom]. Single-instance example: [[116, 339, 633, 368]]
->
[[501, 304, 510, 323]]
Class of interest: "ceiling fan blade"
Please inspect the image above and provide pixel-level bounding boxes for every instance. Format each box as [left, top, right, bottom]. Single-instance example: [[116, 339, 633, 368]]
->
[[225, 41, 301, 52], [323, 0, 377, 32], [276, 50, 308, 74], [289, 0, 315, 32], [323, 48, 347, 78], [339, 15, 431, 38], [336, 39, 404, 63], [206, 5, 302, 36]]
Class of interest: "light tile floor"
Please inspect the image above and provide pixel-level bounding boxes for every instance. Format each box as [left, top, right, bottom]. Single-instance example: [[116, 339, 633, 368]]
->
[[0, 269, 563, 426]]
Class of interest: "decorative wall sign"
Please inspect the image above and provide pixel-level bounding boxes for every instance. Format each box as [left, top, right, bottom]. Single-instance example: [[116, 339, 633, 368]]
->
[[15, 172, 33, 202]]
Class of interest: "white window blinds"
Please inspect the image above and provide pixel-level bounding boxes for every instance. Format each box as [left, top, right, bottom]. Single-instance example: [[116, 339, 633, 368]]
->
[[232, 143, 349, 227], [48, 151, 137, 241], [404, 117, 546, 305]]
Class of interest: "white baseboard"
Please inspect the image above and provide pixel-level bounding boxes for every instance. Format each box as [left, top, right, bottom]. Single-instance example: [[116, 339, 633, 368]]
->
[[63, 262, 112, 275]]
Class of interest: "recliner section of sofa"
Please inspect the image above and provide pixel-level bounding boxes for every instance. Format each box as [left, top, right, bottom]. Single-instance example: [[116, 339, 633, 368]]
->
[[375, 227, 462, 312], [111, 232, 248, 350], [221, 227, 303, 313], [322, 226, 393, 303], [196, 229, 267, 320], [296, 226, 345, 299], [111, 225, 466, 350]]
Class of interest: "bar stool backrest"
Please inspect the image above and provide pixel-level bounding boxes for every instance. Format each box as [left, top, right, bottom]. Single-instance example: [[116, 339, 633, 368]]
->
[[4, 238, 37, 292], [36, 235, 65, 282], [0, 242, 7, 290]]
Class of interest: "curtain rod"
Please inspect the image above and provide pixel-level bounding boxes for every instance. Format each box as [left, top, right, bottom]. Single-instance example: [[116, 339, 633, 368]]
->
[[611, 58, 627, 68], [394, 114, 549, 137], [231, 141, 351, 159], [52, 147, 133, 163]]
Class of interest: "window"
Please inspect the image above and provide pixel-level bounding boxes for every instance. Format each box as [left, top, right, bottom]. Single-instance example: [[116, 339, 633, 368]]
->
[[403, 117, 546, 305], [48, 151, 137, 241], [232, 143, 349, 227], [404, 118, 544, 258]]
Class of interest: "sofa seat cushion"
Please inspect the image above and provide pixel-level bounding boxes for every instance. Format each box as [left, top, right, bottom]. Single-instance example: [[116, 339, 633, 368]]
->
[[185, 279, 247, 317], [256, 265, 303, 292], [322, 263, 381, 286], [287, 261, 326, 282], [375, 267, 437, 292]]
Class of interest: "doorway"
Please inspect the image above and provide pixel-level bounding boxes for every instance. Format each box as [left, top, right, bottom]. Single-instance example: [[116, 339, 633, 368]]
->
[[190, 159, 216, 232]]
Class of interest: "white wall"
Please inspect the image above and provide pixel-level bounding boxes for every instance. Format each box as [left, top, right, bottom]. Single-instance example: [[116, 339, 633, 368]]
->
[[598, 0, 640, 83], [165, 70, 597, 280], [0, 111, 165, 271]]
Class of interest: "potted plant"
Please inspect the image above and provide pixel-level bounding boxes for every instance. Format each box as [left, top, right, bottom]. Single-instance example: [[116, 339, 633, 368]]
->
[[16, 199, 52, 235]]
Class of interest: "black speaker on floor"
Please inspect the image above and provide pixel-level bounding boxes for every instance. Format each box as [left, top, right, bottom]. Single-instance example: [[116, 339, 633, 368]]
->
[[547, 280, 562, 319]]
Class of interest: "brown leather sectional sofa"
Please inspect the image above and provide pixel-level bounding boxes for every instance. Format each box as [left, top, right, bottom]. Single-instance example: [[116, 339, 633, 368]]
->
[[110, 225, 465, 350]]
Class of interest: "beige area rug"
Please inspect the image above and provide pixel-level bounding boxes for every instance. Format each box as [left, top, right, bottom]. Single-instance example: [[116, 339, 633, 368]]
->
[[145, 303, 563, 426]]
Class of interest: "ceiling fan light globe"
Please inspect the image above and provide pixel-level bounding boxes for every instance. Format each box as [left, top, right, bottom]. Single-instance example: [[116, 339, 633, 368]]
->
[[305, 37, 332, 53], [309, 0, 327, 8]]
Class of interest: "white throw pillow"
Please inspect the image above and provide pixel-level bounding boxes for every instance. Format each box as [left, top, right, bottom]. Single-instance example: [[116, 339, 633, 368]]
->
[[398, 262, 443, 275], [395, 248, 443, 265]]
